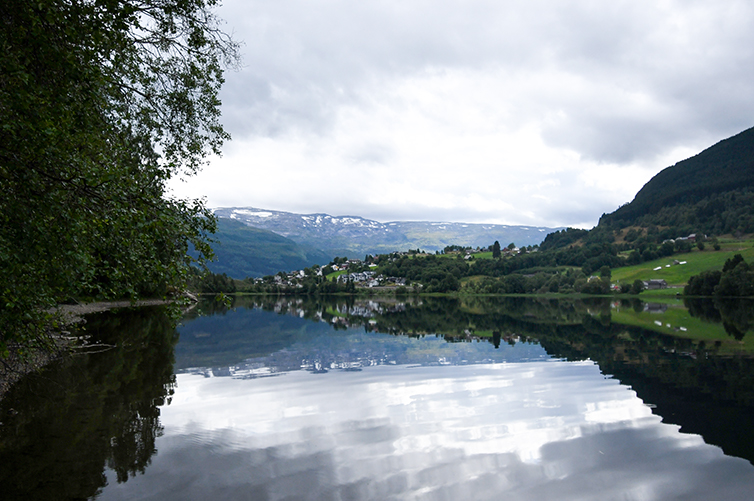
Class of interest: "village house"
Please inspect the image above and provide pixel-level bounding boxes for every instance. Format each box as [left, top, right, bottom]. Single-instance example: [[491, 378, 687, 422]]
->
[[643, 279, 668, 290]]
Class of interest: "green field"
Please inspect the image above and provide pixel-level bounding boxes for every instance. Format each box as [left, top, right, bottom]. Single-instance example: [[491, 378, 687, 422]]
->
[[325, 270, 348, 281], [611, 240, 754, 287], [471, 251, 493, 259]]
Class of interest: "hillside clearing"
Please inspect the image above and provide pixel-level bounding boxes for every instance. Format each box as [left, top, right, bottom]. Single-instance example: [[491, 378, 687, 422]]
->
[[611, 240, 754, 287]]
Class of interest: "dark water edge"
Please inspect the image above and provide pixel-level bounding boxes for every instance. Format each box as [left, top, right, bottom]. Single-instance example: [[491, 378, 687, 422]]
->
[[0, 306, 178, 500], [0, 296, 753, 500]]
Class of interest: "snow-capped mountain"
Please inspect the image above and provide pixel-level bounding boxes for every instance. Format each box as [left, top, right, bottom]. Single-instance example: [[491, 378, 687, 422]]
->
[[213, 207, 562, 257]]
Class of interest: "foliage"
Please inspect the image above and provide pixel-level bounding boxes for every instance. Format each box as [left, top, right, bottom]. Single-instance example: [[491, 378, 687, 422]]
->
[[492, 241, 501, 259], [684, 270, 723, 296], [685, 255, 754, 298], [443, 245, 472, 254], [715, 257, 754, 298], [380, 254, 467, 291], [539, 227, 589, 251], [579, 277, 611, 295], [608, 189, 754, 238], [188, 268, 237, 294], [0, 0, 239, 351]]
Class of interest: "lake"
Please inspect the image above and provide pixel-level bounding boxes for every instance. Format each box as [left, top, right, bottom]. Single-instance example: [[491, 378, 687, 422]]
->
[[2, 296, 754, 500]]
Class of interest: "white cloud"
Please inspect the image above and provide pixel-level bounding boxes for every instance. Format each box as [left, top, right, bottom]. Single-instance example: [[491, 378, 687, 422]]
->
[[170, 0, 754, 228]]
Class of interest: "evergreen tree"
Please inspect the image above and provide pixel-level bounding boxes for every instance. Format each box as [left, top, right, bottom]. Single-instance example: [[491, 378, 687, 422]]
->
[[492, 241, 501, 259]]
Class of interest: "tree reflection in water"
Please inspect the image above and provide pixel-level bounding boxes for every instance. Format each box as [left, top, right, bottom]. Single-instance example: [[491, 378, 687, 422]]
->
[[0, 306, 178, 500], [685, 297, 754, 341]]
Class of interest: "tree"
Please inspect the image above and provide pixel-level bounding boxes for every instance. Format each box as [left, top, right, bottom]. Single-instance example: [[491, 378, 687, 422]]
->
[[492, 241, 501, 259], [631, 279, 645, 295], [0, 0, 240, 353], [599, 266, 611, 279], [723, 254, 746, 273], [581, 278, 610, 295], [659, 241, 675, 257], [715, 259, 754, 297], [685, 270, 722, 296]]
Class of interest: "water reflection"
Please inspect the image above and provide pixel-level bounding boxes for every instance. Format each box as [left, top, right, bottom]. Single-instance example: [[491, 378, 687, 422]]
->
[[2, 296, 754, 500], [0, 306, 178, 500], [175, 301, 551, 378], [685, 297, 754, 340], [173, 295, 754, 468], [100, 362, 754, 500]]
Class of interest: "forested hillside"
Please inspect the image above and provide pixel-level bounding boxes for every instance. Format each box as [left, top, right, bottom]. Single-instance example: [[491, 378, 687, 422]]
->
[[539, 126, 754, 254], [206, 219, 330, 278], [601, 126, 754, 230]]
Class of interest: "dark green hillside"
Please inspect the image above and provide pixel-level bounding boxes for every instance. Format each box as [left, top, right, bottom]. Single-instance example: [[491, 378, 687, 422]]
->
[[538, 125, 754, 253], [207, 219, 331, 278], [602, 126, 754, 227], [493, 125, 754, 292]]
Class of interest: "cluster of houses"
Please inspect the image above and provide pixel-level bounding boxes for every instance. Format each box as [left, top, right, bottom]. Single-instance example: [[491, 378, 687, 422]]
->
[[336, 271, 407, 288], [329, 259, 373, 272], [253, 256, 410, 289], [663, 233, 701, 245], [264, 273, 305, 288]]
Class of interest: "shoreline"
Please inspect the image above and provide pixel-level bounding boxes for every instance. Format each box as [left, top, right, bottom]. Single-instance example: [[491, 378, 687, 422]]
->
[[0, 298, 187, 401], [50, 298, 180, 325]]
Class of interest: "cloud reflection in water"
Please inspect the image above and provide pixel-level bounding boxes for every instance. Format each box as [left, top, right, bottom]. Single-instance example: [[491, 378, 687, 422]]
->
[[99, 361, 754, 500]]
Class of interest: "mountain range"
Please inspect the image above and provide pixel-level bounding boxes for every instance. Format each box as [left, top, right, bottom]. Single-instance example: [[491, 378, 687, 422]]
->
[[207, 208, 563, 278]]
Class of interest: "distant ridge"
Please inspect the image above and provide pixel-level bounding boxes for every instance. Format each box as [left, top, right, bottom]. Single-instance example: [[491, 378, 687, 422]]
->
[[205, 218, 330, 278], [213, 207, 562, 256], [208, 207, 563, 278]]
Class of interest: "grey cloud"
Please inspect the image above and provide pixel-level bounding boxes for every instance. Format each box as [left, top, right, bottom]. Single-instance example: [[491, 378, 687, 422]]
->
[[346, 142, 395, 165], [215, 0, 754, 164], [215, 0, 560, 138], [533, 2, 754, 163]]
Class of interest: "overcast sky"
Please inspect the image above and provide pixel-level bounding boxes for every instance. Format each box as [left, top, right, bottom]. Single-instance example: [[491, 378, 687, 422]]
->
[[167, 0, 754, 228]]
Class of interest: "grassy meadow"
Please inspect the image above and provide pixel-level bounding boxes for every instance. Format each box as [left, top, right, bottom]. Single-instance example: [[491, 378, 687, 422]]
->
[[611, 238, 754, 287]]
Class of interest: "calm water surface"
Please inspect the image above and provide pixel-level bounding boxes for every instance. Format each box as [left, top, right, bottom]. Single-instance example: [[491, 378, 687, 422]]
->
[[2, 296, 754, 500]]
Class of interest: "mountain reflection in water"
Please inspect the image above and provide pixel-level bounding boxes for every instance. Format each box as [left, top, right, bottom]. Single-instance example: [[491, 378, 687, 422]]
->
[[2, 296, 754, 500]]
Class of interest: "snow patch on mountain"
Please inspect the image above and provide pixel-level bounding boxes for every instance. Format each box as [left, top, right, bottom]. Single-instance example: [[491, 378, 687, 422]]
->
[[234, 209, 274, 218], [212, 206, 563, 256]]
